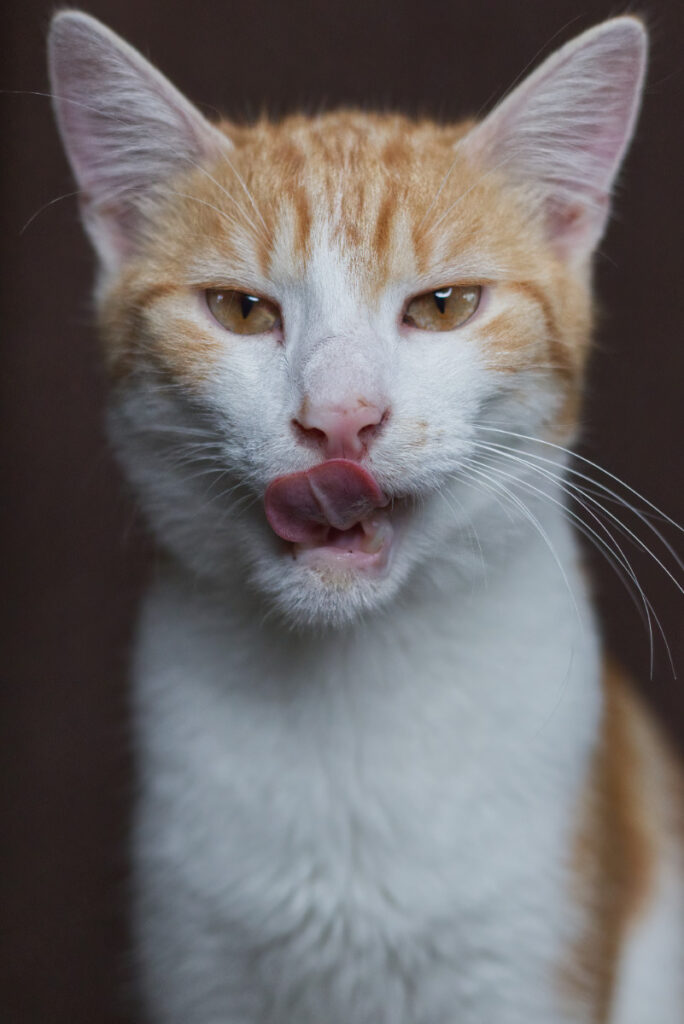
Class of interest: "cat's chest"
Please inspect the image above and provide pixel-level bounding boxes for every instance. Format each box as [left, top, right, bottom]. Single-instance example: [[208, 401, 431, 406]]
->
[[133, 569, 599, 1022], [136, 663, 586, 1024], [136, 560, 598, 882], [137, 596, 590, 911]]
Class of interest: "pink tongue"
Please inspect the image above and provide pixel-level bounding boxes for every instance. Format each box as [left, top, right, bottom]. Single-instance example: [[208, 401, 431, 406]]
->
[[265, 459, 386, 544]]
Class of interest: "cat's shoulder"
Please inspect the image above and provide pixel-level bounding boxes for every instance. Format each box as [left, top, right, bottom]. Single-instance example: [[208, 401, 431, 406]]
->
[[565, 659, 684, 1020], [602, 659, 683, 848]]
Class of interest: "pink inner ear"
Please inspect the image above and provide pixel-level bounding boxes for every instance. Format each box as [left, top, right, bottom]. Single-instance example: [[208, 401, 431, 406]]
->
[[462, 18, 647, 262], [544, 195, 609, 261], [79, 196, 138, 267], [49, 11, 228, 272]]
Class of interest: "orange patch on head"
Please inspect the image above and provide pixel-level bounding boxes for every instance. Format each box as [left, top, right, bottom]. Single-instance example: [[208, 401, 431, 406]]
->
[[509, 281, 581, 380], [96, 108, 595, 426], [372, 195, 396, 273], [153, 319, 222, 387], [478, 310, 536, 371], [99, 272, 222, 387], [290, 187, 313, 261]]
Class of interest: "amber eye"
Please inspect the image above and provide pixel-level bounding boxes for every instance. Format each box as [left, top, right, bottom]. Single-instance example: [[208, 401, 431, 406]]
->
[[206, 289, 280, 335], [404, 285, 481, 331]]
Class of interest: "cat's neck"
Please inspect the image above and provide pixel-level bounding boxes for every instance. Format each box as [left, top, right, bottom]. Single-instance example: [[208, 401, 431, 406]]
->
[[140, 493, 601, 759]]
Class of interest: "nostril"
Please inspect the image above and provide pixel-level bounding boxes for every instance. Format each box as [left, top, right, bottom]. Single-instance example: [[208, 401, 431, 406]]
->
[[358, 407, 390, 445], [293, 403, 391, 459], [291, 418, 327, 447]]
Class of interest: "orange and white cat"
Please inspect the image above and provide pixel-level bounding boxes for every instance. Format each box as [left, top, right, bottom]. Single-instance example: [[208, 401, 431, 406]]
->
[[49, 11, 682, 1023]]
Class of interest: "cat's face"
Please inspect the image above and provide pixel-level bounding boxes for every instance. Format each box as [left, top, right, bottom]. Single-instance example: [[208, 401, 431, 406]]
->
[[49, 14, 646, 628], [100, 114, 590, 627]]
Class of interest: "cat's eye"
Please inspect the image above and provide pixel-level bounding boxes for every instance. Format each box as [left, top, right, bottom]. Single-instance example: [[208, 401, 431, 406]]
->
[[404, 285, 481, 331], [206, 289, 280, 335]]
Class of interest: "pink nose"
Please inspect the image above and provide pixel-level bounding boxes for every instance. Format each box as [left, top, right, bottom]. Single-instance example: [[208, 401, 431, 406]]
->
[[293, 400, 388, 460]]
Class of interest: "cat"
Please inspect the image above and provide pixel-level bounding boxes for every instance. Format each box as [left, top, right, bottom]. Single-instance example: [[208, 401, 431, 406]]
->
[[48, 10, 683, 1023]]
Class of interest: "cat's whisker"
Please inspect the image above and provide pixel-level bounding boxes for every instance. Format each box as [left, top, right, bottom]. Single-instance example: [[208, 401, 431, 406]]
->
[[466, 453, 655, 657], [216, 151, 270, 240], [483, 16, 583, 113], [468, 448, 674, 677], [478, 426, 684, 533], [143, 423, 216, 436], [20, 189, 82, 234], [165, 189, 256, 237], [452, 465, 517, 530], [146, 427, 223, 443], [188, 160, 270, 245], [416, 151, 462, 232], [204, 479, 256, 513], [171, 464, 229, 486], [145, 437, 224, 457], [474, 446, 654, 599], [461, 455, 583, 627], [162, 443, 225, 457], [428, 154, 515, 234], [480, 438, 684, 574], [468, 448, 675, 677], [154, 449, 217, 468], [473, 438, 683, 670], [152, 440, 222, 457], [436, 482, 488, 583], [474, 440, 683, 583], [216, 491, 260, 522], [504, 460, 678, 677]]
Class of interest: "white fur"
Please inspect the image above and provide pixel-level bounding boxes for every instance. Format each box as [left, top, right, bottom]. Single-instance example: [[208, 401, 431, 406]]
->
[[47, 12, 681, 1023], [131, 511, 602, 1024], [611, 856, 684, 1023]]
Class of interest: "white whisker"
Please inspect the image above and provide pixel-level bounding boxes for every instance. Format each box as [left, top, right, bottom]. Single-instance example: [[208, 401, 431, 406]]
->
[[217, 151, 270, 239], [475, 440, 683, 597], [462, 455, 583, 627], [479, 426, 683, 533], [482, 438, 684, 574], [469, 446, 676, 677]]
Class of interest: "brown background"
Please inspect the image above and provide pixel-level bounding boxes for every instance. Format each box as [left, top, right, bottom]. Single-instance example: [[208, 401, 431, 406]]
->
[[2, 1, 683, 1021]]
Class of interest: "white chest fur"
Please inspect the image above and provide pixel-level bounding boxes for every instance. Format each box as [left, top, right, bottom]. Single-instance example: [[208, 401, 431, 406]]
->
[[131, 512, 602, 1024]]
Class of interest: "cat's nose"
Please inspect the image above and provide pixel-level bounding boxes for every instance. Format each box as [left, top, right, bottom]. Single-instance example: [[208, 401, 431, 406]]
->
[[293, 400, 389, 460]]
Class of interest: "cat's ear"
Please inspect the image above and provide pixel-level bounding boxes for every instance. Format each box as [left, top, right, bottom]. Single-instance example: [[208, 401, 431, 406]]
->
[[48, 11, 230, 272], [461, 17, 647, 265]]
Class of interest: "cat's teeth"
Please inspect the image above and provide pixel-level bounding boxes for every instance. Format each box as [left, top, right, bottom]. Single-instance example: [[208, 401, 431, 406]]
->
[[360, 517, 391, 554]]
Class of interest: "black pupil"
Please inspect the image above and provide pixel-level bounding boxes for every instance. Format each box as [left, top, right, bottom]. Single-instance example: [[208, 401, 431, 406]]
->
[[241, 294, 258, 319], [433, 287, 452, 314]]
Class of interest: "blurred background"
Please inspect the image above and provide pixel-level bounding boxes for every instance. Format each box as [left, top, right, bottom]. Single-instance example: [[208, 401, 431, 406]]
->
[[2, 1, 682, 1020]]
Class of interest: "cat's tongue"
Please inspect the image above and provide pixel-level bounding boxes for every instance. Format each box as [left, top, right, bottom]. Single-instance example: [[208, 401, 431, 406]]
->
[[265, 459, 387, 544]]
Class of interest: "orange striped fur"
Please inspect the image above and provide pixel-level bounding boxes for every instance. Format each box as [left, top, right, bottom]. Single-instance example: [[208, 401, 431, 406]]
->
[[100, 111, 589, 416]]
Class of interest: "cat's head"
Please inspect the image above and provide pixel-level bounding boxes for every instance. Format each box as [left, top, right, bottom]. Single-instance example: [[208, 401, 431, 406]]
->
[[49, 12, 646, 628]]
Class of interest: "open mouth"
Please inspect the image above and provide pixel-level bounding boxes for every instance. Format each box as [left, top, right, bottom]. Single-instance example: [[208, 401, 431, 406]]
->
[[264, 459, 394, 572], [292, 514, 394, 570]]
